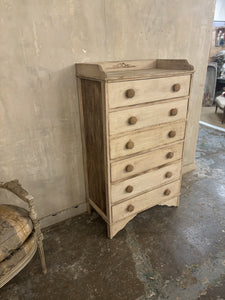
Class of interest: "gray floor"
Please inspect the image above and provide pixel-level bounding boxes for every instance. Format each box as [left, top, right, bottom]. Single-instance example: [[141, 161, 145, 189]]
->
[[1, 125, 225, 300]]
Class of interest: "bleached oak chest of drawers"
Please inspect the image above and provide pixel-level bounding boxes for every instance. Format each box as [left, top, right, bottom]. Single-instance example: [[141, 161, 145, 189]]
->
[[76, 59, 194, 239]]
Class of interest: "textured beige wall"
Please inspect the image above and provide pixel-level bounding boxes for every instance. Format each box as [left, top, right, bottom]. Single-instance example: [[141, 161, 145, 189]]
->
[[0, 0, 215, 227]]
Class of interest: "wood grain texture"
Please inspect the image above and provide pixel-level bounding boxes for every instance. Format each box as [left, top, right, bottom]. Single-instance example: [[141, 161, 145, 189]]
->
[[108, 75, 190, 109], [109, 98, 188, 135], [108, 195, 178, 238], [157, 197, 178, 207], [77, 78, 92, 215], [156, 59, 194, 71], [76, 59, 194, 81], [107, 214, 137, 239], [110, 120, 186, 160], [111, 160, 182, 203], [80, 79, 107, 213], [106, 69, 192, 82], [101, 81, 112, 221], [111, 142, 183, 182], [112, 180, 180, 222]]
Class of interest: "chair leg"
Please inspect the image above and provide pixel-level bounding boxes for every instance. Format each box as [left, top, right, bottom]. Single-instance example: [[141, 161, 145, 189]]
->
[[29, 201, 47, 274], [223, 107, 225, 124], [215, 105, 218, 113], [37, 238, 47, 274]]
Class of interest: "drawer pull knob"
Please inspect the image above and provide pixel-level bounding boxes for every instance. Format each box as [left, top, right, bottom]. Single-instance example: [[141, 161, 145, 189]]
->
[[128, 116, 137, 125], [126, 140, 134, 149], [164, 189, 171, 196], [165, 171, 173, 178], [172, 83, 181, 92], [125, 164, 134, 172], [127, 204, 135, 212], [126, 185, 133, 193], [126, 89, 135, 98], [170, 108, 178, 116], [167, 152, 174, 159], [168, 130, 176, 138]]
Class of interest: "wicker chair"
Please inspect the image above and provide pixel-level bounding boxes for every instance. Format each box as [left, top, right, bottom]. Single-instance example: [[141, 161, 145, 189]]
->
[[0, 180, 47, 288]]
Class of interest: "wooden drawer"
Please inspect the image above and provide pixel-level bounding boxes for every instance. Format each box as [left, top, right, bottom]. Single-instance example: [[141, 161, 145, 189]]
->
[[108, 75, 190, 109], [111, 160, 181, 203], [111, 142, 183, 182], [109, 98, 188, 135], [110, 120, 185, 160], [112, 180, 180, 222]]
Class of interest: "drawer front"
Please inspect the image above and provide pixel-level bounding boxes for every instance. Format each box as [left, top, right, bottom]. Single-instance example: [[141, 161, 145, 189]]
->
[[112, 180, 180, 222], [111, 142, 183, 182], [110, 121, 185, 159], [109, 98, 188, 135], [108, 75, 190, 109], [111, 160, 181, 203]]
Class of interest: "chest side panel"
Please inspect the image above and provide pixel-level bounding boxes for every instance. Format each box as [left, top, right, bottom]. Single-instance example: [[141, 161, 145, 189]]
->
[[81, 79, 107, 214]]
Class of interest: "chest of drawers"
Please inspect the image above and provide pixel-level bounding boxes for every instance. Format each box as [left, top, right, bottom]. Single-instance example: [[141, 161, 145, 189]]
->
[[76, 59, 194, 239]]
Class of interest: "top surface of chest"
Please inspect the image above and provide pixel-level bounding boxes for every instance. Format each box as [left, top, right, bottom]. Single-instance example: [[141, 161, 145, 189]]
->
[[76, 59, 194, 81]]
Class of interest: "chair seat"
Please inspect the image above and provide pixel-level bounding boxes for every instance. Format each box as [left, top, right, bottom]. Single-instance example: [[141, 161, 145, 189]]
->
[[0, 205, 33, 262], [215, 96, 225, 109], [0, 234, 36, 286]]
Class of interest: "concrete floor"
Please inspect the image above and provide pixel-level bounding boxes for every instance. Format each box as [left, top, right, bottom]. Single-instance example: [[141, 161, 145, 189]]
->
[[1, 124, 225, 300]]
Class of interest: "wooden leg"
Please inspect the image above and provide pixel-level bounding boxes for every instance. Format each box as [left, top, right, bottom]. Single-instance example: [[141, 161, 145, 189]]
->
[[107, 224, 113, 239], [215, 105, 218, 113], [87, 201, 93, 215], [223, 107, 225, 124], [28, 201, 47, 274], [158, 197, 179, 207], [37, 238, 47, 274], [107, 215, 136, 239]]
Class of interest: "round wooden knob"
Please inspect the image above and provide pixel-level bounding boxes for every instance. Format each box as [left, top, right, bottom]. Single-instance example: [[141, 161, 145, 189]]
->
[[172, 83, 181, 92], [167, 152, 174, 159], [164, 189, 171, 196], [170, 108, 178, 116], [165, 171, 172, 178], [127, 204, 135, 212], [126, 140, 134, 149], [126, 185, 133, 193], [168, 130, 176, 138], [128, 116, 137, 125], [126, 89, 135, 98], [125, 164, 134, 172]]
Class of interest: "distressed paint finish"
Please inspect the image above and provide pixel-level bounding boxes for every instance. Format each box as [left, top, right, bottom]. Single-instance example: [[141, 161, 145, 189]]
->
[[0, 0, 216, 226]]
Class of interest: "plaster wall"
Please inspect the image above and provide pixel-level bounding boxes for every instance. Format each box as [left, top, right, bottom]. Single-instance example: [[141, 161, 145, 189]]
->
[[0, 0, 216, 227]]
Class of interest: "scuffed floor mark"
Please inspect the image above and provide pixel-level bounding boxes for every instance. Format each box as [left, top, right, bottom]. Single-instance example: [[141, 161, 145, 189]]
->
[[193, 157, 225, 181], [42, 251, 89, 282], [126, 221, 225, 299], [125, 222, 163, 299], [162, 251, 225, 300], [197, 126, 225, 154]]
